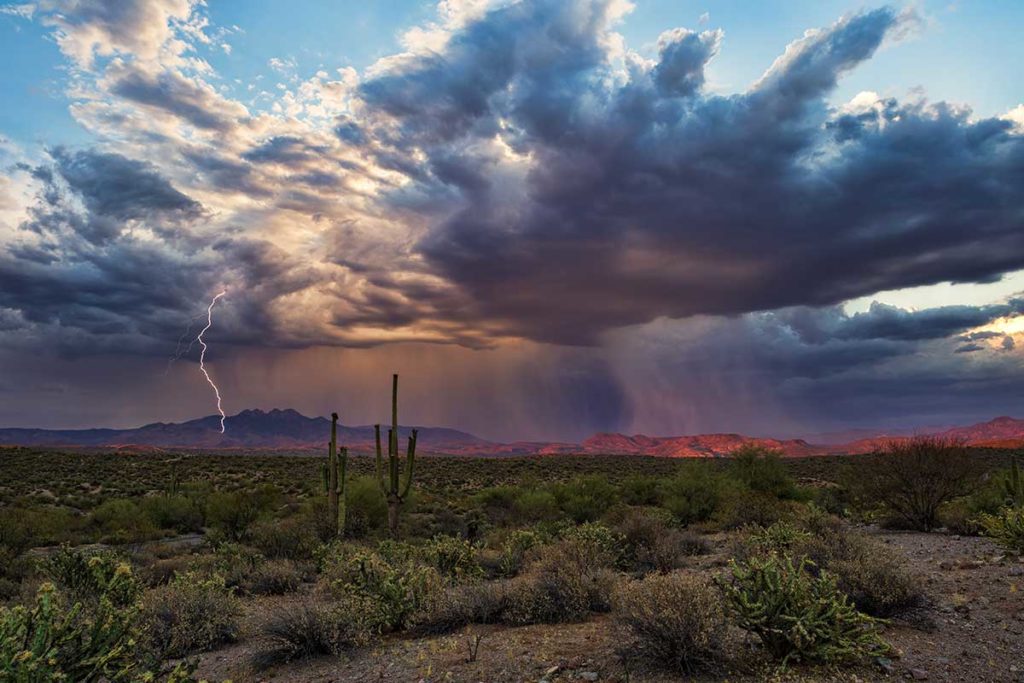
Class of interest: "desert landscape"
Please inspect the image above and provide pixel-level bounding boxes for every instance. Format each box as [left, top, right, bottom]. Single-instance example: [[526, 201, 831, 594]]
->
[[2, 0, 1024, 680]]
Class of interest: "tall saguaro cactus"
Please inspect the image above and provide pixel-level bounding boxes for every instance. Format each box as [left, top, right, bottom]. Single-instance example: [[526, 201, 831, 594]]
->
[[324, 412, 348, 538], [375, 374, 418, 537]]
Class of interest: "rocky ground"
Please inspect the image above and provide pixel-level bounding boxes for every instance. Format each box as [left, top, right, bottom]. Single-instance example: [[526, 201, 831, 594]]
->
[[195, 531, 1024, 683]]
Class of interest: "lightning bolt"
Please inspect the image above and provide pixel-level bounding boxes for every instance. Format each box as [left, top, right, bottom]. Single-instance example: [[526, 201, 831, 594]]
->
[[198, 290, 227, 433]]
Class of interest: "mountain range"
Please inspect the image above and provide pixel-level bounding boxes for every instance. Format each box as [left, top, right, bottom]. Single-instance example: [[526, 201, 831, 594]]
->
[[1, 410, 1023, 457]]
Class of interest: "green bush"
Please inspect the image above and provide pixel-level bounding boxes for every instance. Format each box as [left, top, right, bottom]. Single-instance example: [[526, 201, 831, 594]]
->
[[142, 572, 241, 657], [551, 476, 617, 523], [979, 506, 1024, 554], [323, 548, 442, 632], [728, 445, 798, 499], [140, 495, 204, 534], [620, 475, 663, 506], [719, 554, 889, 666], [659, 464, 726, 525], [421, 535, 483, 583], [614, 572, 727, 673], [0, 507, 79, 554], [205, 485, 281, 542], [716, 491, 797, 530], [497, 528, 548, 577], [344, 476, 389, 538], [250, 516, 318, 560], [613, 507, 704, 572], [89, 499, 161, 544], [512, 489, 561, 524]]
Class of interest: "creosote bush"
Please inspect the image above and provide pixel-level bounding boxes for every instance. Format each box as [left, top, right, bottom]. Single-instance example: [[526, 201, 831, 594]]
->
[[613, 572, 727, 674], [849, 436, 976, 531], [719, 554, 889, 666]]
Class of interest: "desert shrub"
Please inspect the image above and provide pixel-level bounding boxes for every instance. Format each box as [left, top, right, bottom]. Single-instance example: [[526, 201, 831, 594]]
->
[[503, 538, 619, 625], [620, 475, 663, 506], [660, 464, 726, 525], [848, 437, 976, 531], [979, 506, 1024, 554], [250, 516, 318, 560], [743, 515, 926, 619], [140, 495, 204, 534], [323, 548, 442, 632], [206, 541, 265, 590], [557, 521, 627, 569], [496, 528, 548, 577], [245, 559, 303, 595], [142, 572, 241, 657], [551, 475, 618, 523], [738, 521, 811, 559], [719, 554, 889, 666], [614, 572, 727, 673], [472, 486, 520, 525], [344, 476, 389, 537], [829, 544, 923, 618], [0, 507, 79, 554], [89, 499, 162, 543], [254, 599, 372, 669], [412, 581, 509, 635], [513, 489, 561, 524], [205, 485, 281, 541], [728, 445, 798, 499], [614, 507, 705, 572], [716, 491, 798, 530], [421, 535, 483, 583]]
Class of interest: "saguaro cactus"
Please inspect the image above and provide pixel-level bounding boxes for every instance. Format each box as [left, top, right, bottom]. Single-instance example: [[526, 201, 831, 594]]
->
[[325, 412, 348, 538], [1003, 460, 1024, 507], [375, 374, 418, 537]]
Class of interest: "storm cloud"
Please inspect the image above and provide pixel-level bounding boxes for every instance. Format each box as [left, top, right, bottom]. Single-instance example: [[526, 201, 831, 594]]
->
[[1, 0, 1023, 437]]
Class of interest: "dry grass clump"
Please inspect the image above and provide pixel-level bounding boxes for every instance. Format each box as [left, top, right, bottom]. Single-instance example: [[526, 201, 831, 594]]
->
[[613, 572, 727, 673], [254, 599, 372, 669]]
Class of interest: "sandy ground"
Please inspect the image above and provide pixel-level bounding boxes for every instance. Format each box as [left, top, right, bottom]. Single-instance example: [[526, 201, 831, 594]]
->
[[194, 530, 1024, 683]]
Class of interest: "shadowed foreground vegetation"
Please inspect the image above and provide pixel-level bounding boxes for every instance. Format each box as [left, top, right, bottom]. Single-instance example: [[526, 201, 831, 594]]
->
[[1, 440, 1022, 681]]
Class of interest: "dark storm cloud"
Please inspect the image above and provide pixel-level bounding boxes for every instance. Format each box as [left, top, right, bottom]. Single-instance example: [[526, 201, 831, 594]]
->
[[50, 147, 201, 221], [0, 148, 312, 355], [351, 1, 1024, 345], [777, 300, 1024, 343]]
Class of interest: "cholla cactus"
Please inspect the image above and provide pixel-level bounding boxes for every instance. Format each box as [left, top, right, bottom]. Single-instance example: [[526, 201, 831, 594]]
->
[[375, 374, 418, 537]]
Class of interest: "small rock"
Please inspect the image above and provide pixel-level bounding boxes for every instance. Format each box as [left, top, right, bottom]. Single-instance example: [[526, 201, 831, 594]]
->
[[1009, 566, 1024, 576], [909, 669, 929, 681], [876, 656, 895, 675], [580, 673, 599, 682]]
